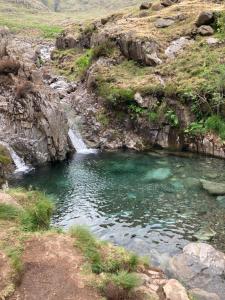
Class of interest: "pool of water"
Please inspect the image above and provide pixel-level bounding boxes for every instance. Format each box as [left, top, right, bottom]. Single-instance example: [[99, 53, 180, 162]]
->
[[11, 151, 225, 264]]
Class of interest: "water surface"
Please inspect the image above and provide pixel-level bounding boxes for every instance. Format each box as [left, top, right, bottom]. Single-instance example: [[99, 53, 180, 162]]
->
[[11, 151, 225, 264]]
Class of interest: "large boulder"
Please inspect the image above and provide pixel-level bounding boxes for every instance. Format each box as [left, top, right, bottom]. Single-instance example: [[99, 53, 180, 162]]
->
[[155, 18, 175, 28], [196, 11, 214, 27], [163, 279, 189, 300], [197, 25, 214, 36], [169, 243, 225, 299]]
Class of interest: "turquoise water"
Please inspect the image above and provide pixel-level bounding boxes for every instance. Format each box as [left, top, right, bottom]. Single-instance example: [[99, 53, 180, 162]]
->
[[11, 151, 225, 262]]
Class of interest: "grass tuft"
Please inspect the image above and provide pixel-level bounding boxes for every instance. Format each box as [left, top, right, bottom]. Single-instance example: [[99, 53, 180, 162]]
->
[[0, 204, 20, 220]]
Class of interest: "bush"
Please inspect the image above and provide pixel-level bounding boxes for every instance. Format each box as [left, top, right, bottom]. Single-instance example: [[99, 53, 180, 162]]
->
[[205, 115, 225, 140], [20, 192, 54, 231], [165, 110, 179, 127], [215, 11, 225, 39]]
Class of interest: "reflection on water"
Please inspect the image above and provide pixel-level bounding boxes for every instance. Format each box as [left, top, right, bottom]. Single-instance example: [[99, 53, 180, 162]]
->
[[11, 151, 225, 261]]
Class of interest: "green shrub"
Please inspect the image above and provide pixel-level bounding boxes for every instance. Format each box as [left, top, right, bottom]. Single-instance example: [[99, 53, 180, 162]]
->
[[148, 111, 159, 123], [184, 121, 206, 136], [111, 271, 142, 290], [0, 204, 20, 220], [205, 115, 225, 140], [165, 110, 179, 127], [20, 193, 54, 231], [215, 11, 225, 39]]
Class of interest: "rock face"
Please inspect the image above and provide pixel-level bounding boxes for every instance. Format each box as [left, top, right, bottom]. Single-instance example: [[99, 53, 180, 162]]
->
[[0, 28, 71, 165], [169, 243, 225, 300], [117, 35, 162, 66]]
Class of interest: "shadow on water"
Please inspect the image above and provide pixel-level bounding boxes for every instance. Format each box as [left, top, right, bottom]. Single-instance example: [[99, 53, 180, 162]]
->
[[10, 150, 225, 263]]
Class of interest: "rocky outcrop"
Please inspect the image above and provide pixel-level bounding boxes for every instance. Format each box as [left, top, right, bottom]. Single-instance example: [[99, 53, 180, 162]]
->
[[117, 35, 162, 66], [0, 28, 71, 165], [169, 243, 225, 300]]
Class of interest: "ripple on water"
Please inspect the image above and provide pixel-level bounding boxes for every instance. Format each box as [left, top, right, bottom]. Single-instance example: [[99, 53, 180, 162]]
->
[[10, 151, 225, 257]]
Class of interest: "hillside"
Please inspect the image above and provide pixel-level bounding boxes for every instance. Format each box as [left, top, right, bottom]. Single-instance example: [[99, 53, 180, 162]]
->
[[53, 0, 225, 157]]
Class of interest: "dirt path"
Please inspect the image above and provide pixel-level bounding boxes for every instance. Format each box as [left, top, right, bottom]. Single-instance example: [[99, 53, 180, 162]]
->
[[9, 233, 100, 300]]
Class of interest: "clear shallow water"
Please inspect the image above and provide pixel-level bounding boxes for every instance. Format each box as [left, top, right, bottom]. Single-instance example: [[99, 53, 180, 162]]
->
[[11, 151, 225, 263]]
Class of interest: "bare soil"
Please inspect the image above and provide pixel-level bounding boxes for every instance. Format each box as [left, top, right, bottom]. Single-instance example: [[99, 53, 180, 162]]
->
[[9, 233, 101, 300]]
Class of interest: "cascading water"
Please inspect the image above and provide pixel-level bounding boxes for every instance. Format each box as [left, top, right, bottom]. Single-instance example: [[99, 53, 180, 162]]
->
[[68, 129, 97, 154], [0, 142, 30, 173]]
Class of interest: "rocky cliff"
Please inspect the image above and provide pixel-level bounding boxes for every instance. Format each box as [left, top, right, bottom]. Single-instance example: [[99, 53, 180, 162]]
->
[[53, 0, 225, 158], [0, 27, 71, 169]]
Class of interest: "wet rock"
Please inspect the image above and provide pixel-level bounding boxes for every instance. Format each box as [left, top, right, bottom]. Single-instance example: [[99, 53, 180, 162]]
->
[[165, 37, 193, 58], [144, 168, 171, 181], [193, 227, 216, 242], [216, 196, 225, 208], [163, 279, 189, 300], [197, 25, 214, 36], [200, 179, 225, 195], [190, 288, 220, 300], [140, 2, 152, 9], [196, 11, 214, 27], [155, 18, 175, 28], [169, 243, 225, 299]]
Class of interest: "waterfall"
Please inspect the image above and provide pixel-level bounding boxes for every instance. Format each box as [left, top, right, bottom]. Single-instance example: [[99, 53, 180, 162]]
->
[[68, 129, 97, 154], [0, 142, 30, 173]]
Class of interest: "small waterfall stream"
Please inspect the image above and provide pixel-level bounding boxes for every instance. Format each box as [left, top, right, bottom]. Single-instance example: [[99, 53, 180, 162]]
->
[[68, 129, 97, 154], [0, 142, 30, 173]]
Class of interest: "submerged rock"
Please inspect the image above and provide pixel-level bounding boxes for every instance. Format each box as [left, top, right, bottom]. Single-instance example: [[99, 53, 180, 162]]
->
[[190, 288, 220, 300], [200, 179, 225, 195], [193, 227, 216, 242], [144, 168, 171, 181]]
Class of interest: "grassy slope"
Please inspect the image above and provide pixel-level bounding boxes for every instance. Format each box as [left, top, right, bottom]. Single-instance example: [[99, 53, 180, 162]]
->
[[0, 0, 143, 39]]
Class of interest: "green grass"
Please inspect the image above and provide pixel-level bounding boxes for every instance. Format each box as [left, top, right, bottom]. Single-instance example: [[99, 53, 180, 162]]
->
[[20, 194, 54, 231], [0, 204, 20, 220], [0, 145, 12, 165], [205, 115, 225, 140], [1, 189, 54, 231], [70, 226, 146, 274], [111, 271, 142, 290], [5, 246, 24, 276], [75, 49, 94, 76]]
